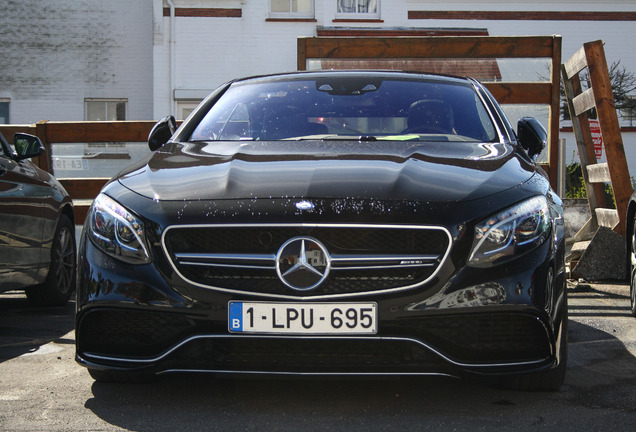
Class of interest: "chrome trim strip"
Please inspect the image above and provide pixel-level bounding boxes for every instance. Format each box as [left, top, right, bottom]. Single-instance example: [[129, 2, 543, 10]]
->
[[178, 261, 275, 270], [157, 369, 459, 378], [330, 254, 441, 262], [331, 263, 435, 271], [82, 334, 549, 369], [161, 223, 453, 300], [177, 252, 439, 271], [176, 253, 276, 262]]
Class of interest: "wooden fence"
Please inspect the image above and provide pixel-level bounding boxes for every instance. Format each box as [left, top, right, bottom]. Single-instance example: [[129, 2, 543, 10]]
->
[[0, 120, 157, 223]]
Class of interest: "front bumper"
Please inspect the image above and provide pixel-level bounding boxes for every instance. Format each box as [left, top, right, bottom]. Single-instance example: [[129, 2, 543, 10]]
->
[[75, 232, 565, 379]]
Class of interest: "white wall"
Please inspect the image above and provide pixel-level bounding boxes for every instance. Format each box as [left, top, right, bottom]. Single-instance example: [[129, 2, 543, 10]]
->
[[0, 0, 154, 123]]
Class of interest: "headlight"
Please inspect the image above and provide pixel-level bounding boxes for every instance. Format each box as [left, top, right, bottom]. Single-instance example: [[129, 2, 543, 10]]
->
[[467, 196, 550, 268], [87, 193, 151, 264]]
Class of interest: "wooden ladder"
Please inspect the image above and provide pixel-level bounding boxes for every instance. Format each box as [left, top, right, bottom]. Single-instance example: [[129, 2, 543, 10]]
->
[[561, 40, 633, 239]]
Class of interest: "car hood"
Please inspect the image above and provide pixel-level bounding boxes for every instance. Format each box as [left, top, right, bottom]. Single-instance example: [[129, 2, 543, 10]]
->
[[117, 140, 537, 203]]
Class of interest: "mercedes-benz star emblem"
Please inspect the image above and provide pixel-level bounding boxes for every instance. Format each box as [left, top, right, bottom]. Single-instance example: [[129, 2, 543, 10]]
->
[[276, 237, 331, 291], [295, 201, 315, 211]]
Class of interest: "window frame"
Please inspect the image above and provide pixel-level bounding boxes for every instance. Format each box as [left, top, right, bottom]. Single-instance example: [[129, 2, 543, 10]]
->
[[335, 0, 380, 20], [620, 95, 636, 126], [269, 0, 315, 19], [0, 99, 9, 124], [84, 98, 128, 121], [177, 101, 201, 121]]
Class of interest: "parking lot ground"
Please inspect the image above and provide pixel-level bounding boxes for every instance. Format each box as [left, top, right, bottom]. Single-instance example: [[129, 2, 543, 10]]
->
[[1, 283, 635, 431]]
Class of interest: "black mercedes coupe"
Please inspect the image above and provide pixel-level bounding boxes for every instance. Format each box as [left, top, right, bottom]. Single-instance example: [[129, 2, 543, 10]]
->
[[75, 71, 567, 390], [1, 132, 76, 306]]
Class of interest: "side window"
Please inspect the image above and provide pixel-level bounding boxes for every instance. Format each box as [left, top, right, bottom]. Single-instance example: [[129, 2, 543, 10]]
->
[[336, 0, 379, 19], [85, 99, 127, 121], [0, 100, 9, 124], [270, 0, 314, 19]]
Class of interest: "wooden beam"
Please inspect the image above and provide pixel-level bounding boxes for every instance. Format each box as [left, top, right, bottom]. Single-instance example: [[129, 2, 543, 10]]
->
[[44, 121, 157, 144], [0, 124, 36, 138], [297, 37, 307, 71], [561, 63, 607, 225], [299, 36, 557, 60], [585, 40, 633, 236], [59, 178, 109, 199], [547, 35, 562, 190], [484, 82, 553, 105]]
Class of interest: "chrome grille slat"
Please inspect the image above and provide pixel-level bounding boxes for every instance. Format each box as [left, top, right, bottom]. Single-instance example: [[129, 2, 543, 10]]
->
[[162, 223, 452, 299]]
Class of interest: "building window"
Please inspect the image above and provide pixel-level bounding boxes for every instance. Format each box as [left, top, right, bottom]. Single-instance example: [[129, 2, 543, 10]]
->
[[620, 95, 636, 126], [177, 101, 201, 121], [0, 100, 9, 124], [336, 0, 379, 19], [270, 0, 314, 18], [85, 99, 127, 121]]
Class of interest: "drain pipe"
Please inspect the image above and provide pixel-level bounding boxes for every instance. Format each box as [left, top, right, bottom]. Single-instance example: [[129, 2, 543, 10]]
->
[[166, 0, 176, 116]]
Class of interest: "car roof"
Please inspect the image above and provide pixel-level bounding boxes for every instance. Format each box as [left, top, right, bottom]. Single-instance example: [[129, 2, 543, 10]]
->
[[229, 70, 475, 87]]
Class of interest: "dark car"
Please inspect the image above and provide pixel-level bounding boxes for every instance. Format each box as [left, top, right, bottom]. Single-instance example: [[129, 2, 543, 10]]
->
[[0, 131, 76, 305], [626, 196, 636, 317], [75, 71, 567, 390]]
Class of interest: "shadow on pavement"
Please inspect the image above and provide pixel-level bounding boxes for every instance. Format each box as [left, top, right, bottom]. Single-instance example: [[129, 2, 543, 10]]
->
[[0, 291, 75, 362], [83, 315, 636, 431]]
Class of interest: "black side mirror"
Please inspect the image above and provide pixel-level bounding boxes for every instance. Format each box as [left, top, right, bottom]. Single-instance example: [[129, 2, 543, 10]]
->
[[517, 117, 547, 160], [13, 133, 45, 161], [148, 115, 177, 151]]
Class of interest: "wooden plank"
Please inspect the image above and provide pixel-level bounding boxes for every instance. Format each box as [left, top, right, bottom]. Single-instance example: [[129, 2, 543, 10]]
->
[[586, 162, 611, 183], [595, 208, 620, 229], [563, 45, 587, 79], [572, 88, 596, 116], [585, 40, 633, 236], [484, 82, 552, 105], [59, 178, 109, 199], [45, 121, 157, 144], [300, 36, 557, 60], [0, 125, 36, 139]]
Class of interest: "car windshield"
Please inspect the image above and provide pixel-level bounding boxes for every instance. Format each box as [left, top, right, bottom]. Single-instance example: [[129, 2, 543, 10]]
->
[[189, 76, 499, 143]]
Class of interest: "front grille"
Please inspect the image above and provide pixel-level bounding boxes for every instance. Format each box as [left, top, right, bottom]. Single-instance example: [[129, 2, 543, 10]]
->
[[162, 224, 451, 298]]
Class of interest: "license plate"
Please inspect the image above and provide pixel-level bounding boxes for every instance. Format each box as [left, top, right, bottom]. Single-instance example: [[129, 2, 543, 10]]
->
[[52, 158, 88, 171], [228, 302, 377, 334]]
